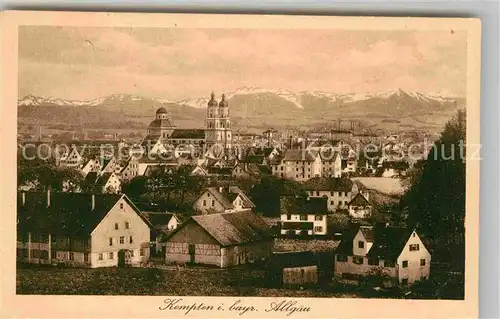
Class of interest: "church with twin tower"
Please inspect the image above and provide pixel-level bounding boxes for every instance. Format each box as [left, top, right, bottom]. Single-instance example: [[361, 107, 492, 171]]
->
[[205, 92, 232, 151], [143, 92, 232, 156]]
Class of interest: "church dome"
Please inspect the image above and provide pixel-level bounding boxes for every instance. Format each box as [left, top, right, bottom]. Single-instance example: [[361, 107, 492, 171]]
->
[[207, 92, 218, 107], [156, 107, 168, 114], [219, 93, 228, 107]]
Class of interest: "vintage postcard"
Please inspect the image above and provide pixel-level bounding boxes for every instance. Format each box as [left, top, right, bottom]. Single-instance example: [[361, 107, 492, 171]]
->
[[1, 11, 481, 319]]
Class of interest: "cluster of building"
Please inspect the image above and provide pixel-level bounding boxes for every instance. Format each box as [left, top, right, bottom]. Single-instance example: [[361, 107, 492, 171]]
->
[[17, 93, 433, 290]]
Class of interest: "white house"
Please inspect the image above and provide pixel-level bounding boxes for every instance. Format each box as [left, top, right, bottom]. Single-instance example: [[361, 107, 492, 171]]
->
[[193, 186, 255, 214], [271, 149, 323, 181], [80, 159, 102, 176], [334, 225, 431, 287], [17, 191, 153, 268], [279, 196, 328, 236], [348, 193, 372, 219], [303, 177, 356, 212]]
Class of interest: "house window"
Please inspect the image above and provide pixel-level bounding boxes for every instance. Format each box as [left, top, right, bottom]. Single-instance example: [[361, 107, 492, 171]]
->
[[352, 256, 364, 265], [300, 215, 307, 221], [114, 223, 119, 230], [203, 200, 206, 206], [384, 260, 395, 267], [315, 215, 323, 221], [130, 236, 133, 244], [120, 236, 125, 244], [358, 241, 364, 249], [330, 191, 334, 196], [402, 278, 408, 285], [211, 200, 215, 207], [286, 214, 291, 220], [368, 258, 379, 266], [314, 226, 323, 232], [84, 253, 89, 262], [409, 244, 420, 251], [98, 253, 103, 261], [51, 250, 57, 259], [402, 260, 409, 268], [420, 259, 426, 266], [125, 222, 130, 229], [330, 201, 334, 205], [109, 252, 114, 259], [119, 203, 124, 209], [336, 255, 348, 262], [140, 248, 145, 256], [130, 250, 135, 257], [316, 191, 320, 196], [109, 237, 113, 246], [69, 252, 74, 261]]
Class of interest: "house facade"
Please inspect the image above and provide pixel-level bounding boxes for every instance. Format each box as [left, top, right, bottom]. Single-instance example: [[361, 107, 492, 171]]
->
[[334, 225, 431, 286], [348, 193, 372, 219], [17, 191, 152, 268], [165, 210, 273, 267], [271, 149, 322, 181], [193, 186, 255, 214], [280, 196, 328, 235], [303, 177, 356, 212]]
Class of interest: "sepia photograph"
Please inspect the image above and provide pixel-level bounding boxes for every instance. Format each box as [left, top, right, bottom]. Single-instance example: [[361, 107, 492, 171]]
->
[[1, 11, 481, 319]]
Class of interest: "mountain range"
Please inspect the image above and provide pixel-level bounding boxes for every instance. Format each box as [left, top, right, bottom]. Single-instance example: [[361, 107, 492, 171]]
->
[[18, 87, 464, 134]]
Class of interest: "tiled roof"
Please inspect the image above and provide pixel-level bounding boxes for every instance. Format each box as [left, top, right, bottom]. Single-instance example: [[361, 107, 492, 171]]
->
[[303, 177, 353, 192], [170, 129, 205, 139], [140, 134, 162, 147], [147, 118, 176, 128], [366, 227, 413, 261], [17, 192, 150, 235], [266, 251, 318, 268], [189, 210, 271, 246], [282, 149, 317, 162], [335, 224, 414, 262], [348, 193, 371, 207], [280, 196, 328, 215], [140, 212, 177, 228], [95, 172, 113, 187]]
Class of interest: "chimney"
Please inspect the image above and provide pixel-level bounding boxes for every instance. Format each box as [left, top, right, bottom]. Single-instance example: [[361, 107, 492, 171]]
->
[[91, 194, 95, 211], [22, 192, 26, 206], [46, 188, 51, 207]]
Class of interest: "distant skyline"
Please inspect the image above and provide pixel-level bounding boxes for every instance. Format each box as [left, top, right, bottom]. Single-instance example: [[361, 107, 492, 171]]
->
[[19, 26, 467, 101]]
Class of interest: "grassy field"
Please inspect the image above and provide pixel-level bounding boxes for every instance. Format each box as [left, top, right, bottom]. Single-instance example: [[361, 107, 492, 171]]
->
[[16, 263, 463, 299], [352, 177, 405, 195], [16, 264, 356, 297]]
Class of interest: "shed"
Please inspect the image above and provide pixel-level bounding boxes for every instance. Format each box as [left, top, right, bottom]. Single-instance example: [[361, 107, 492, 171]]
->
[[265, 251, 319, 288]]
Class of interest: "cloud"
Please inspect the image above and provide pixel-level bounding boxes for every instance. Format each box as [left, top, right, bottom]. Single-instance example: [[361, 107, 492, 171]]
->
[[18, 27, 467, 100]]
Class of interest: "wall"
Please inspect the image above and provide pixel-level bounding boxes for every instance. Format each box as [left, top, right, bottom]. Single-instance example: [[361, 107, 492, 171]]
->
[[334, 254, 398, 286], [221, 240, 273, 268], [193, 191, 227, 214], [349, 205, 372, 219], [283, 265, 318, 285], [280, 213, 326, 235], [307, 190, 352, 211], [91, 197, 150, 268], [166, 220, 222, 266], [352, 230, 372, 256], [397, 231, 432, 285]]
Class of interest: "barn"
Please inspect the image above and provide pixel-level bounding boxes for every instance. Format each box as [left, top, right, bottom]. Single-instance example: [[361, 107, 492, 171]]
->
[[164, 210, 273, 267]]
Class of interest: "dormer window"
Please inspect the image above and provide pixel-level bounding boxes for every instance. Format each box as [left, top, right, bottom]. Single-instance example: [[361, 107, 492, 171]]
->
[[358, 241, 364, 249]]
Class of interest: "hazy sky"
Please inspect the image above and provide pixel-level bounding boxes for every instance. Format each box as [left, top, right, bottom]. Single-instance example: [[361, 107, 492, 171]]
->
[[18, 26, 467, 101]]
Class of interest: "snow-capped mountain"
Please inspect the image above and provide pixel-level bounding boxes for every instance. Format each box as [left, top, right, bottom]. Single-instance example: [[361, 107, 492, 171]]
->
[[18, 88, 463, 133]]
